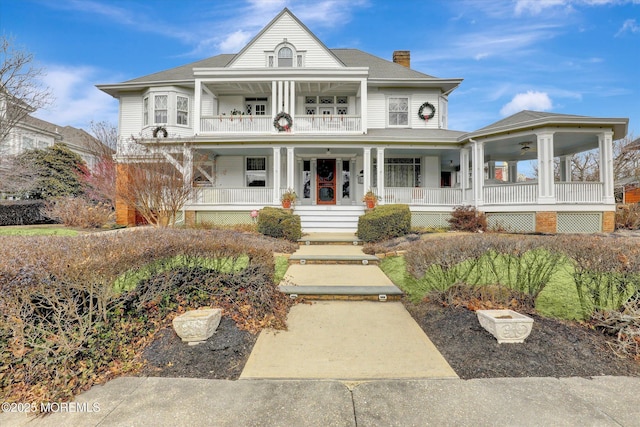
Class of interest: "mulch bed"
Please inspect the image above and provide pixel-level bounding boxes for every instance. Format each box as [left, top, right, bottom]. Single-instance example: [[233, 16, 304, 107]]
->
[[137, 301, 640, 380]]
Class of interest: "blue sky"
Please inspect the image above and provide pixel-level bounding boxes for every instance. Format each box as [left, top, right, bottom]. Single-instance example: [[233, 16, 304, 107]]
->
[[1, 0, 638, 140]]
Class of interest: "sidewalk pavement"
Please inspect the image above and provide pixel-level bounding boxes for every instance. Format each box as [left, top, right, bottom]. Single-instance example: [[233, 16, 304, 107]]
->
[[2, 376, 639, 426]]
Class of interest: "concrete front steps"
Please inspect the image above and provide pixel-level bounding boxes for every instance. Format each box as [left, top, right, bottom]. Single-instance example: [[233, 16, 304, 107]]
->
[[294, 205, 364, 233], [279, 233, 403, 301]]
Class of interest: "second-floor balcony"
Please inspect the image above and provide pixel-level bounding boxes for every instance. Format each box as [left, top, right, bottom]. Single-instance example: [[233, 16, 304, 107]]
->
[[199, 114, 362, 134]]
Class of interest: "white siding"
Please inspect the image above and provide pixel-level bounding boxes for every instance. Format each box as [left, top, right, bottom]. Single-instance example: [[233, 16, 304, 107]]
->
[[215, 156, 244, 187], [218, 96, 245, 115], [119, 94, 143, 139], [230, 14, 342, 69], [411, 92, 440, 129], [367, 90, 386, 129], [422, 156, 440, 187]]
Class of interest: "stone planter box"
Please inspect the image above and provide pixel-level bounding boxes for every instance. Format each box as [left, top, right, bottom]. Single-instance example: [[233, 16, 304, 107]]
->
[[172, 308, 222, 345], [476, 309, 534, 344]]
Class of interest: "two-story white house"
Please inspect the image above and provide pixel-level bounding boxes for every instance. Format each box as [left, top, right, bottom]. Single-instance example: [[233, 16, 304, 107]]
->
[[99, 8, 628, 233]]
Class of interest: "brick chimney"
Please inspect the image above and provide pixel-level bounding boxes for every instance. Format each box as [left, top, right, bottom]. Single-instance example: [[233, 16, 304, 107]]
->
[[393, 50, 410, 68]]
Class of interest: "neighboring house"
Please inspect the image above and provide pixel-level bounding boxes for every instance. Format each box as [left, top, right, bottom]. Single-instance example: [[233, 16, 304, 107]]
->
[[0, 114, 106, 170], [98, 8, 628, 233]]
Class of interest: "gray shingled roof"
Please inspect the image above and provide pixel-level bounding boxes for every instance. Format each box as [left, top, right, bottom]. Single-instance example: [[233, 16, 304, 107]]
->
[[119, 49, 434, 85], [332, 49, 434, 79], [474, 110, 588, 133]]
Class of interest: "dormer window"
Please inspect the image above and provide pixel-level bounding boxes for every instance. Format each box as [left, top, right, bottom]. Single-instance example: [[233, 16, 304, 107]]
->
[[278, 47, 293, 67]]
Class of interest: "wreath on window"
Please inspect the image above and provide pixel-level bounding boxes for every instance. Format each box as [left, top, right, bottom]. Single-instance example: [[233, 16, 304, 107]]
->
[[152, 126, 168, 138], [273, 111, 293, 132], [418, 102, 436, 121]]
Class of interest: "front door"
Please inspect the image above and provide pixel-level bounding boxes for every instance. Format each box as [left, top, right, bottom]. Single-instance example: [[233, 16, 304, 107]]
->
[[317, 159, 336, 205]]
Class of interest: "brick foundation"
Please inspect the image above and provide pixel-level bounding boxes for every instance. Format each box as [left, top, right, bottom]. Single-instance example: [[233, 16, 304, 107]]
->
[[185, 210, 196, 227], [535, 212, 557, 234], [115, 163, 137, 227], [602, 211, 615, 233]]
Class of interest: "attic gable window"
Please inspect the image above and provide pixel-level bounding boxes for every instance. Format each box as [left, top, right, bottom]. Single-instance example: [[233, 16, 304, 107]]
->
[[278, 47, 293, 67]]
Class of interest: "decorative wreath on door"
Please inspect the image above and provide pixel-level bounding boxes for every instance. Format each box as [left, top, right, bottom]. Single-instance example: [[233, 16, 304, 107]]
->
[[418, 102, 436, 121], [152, 126, 168, 138], [273, 112, 293, 132]]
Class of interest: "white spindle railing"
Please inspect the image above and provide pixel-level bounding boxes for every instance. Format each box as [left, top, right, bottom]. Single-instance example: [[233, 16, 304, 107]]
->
[[484, 183, 538, 205], [382, 187, 462, 205], [193, 187, 274, 205], [556, 182, 603, 203], [293, 115, 362, 133], [200, 116, 272, 133]]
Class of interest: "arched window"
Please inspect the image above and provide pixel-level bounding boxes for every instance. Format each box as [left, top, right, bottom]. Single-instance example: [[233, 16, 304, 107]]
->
[[278, 47, 293, 67]]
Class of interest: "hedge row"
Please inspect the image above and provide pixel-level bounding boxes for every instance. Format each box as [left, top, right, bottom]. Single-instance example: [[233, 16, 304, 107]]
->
[[357, 204, 411, 242], [257, 207, 302, 241], [0, 200, 54, 226]]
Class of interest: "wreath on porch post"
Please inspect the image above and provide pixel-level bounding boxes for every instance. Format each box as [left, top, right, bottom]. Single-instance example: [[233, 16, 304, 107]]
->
[[152, 126, 168, 138], [273, 111, 293, 132], [418, 102, 436, 121]]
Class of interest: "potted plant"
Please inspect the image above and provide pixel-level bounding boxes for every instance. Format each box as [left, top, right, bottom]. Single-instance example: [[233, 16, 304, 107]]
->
[[281, 189, 297, 208], [362, 190, 379, 209]]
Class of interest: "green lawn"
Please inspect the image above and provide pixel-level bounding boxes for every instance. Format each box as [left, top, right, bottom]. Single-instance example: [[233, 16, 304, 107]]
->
[[379, 255, 585, 321], [0, 226, 80, 236]]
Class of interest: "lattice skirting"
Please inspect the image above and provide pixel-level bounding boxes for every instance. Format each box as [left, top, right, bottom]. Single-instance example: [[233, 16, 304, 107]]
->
[[486, 212, 536, 233], [411, 212, 451, 228], [557, 212, 602, 233], [196, 211, 253, 225]]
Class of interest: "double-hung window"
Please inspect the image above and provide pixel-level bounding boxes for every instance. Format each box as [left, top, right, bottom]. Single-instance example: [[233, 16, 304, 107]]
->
[[246, 157, 266, 187], [176, 96, 189, 125], [154, 95, 168, 124], [388, 97, 409, 126], [143, 97, 149, 126]]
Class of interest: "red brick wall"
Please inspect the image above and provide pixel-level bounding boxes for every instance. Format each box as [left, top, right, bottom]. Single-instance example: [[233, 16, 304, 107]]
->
[[535, 212, 557, 234], [624, 187, 640, 204], [602, 211, 615, 233], [115, 164, 136, 227]]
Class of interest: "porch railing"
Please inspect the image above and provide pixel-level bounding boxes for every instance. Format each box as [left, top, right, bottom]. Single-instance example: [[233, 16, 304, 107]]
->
[[382, 187, 463, 205], [200, 116, 272, 133], [294, 115, 361, 133], [193, 187, 274, 204], [484, 183, 538, 205], [556, 182, 603, 203]]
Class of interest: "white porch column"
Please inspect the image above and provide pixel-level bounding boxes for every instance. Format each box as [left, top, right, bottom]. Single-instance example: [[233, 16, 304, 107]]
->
[[376, 147, 385, 204], [336, 157, 343, 205], [350, 158, 356, 204], [283, 80, 289, 112], [277, 81, 283, 112], [286, 147, 295, 190], [360, 78, 368, 133], [559, 156, 572, 182], [363, 147, 372, 193], [183, 144, 193, 186], [311, 158, 317, 205], [487, 161, 496, 180], [460, 148, 470, 191], [271, 81, 277, 119], [536, 131, 556, 203], [194, 80, 201, 135], [471, 140, 484, 207], [599, 131, 615, 204], [272, 146, 281, 204], [507, 161, 518, 183], [289, 81, 295, 116]]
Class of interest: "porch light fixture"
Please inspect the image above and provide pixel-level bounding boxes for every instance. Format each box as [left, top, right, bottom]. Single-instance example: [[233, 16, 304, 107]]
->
[[326, 148, 331, 155], [519, 142, 535, 155]]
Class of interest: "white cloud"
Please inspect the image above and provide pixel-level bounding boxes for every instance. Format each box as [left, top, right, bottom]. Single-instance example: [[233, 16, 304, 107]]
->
[[34, 65, 118, 130], [515, 0, 567, 16], [616, 18, 640, 36], [500, 91, 553, 116], [218, 30, 253, 52]]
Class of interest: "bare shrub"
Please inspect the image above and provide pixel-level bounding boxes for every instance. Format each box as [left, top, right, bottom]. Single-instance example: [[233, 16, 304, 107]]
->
[[0, 228, 294, 407], [447, 205, 487, 232], [593, 294, 640, 360], [557, 236, 640, 316], [616, 204, 640, 230], [44, 197, 115, 228]]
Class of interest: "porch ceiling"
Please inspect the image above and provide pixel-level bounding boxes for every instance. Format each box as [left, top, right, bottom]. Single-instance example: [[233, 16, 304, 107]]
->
[[202, 81, 361, 96], [483, 131, 600, 162]]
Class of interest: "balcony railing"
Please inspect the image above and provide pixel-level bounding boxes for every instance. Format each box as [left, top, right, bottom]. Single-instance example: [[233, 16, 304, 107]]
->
[[193, 187, 274, 205], [295, 115, 361, 133], [484, 183, 538, 205], [556, 182, 603, 203], [199, 115, 362, 134], [378, 187, 463, 206]]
